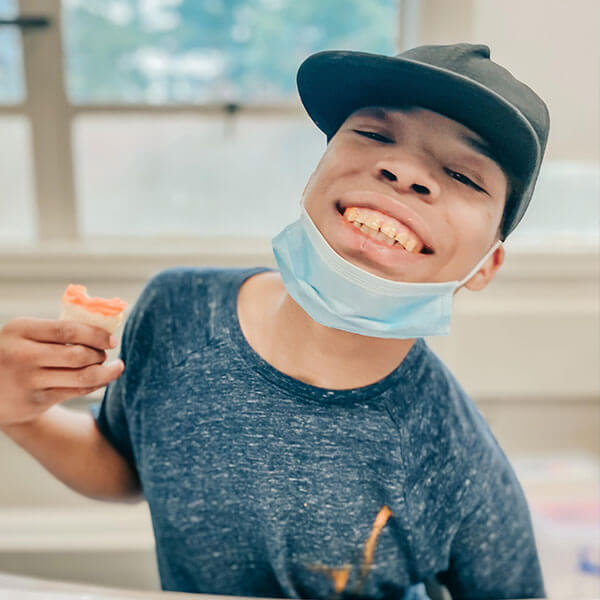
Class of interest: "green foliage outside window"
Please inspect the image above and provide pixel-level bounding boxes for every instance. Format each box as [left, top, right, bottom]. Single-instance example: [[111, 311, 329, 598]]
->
[[63, 0, 398, 104]]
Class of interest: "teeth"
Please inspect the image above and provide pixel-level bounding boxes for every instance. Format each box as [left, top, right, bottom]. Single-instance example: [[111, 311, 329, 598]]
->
[[375, 230, 390, 244], [345, 207, 360, 221], [357, 222, 409, 250], [395, 231, 409, 246], [364, 215, 381, 230], [342, 206, 424, 252], [404, 237, 417, 252], [381, 223, 397, 238]]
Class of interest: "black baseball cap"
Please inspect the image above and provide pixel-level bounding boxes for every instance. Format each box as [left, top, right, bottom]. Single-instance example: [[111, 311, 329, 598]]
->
[[296, 43, 550, 241]]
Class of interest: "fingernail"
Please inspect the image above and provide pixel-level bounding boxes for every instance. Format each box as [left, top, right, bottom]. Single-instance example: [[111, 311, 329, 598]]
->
[[107, 359, 123, 369], [109, 335, 118, 348]]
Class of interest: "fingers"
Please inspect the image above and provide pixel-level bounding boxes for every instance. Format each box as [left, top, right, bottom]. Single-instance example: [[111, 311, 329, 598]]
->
[[26, 339, 108, 369], [31, 359, 125, 391], [30, 385, 106, 406], [9, 317, 116, 351]]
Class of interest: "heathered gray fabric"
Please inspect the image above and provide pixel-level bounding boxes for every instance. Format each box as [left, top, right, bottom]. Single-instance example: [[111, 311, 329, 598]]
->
[[90, 265, 546, 599]]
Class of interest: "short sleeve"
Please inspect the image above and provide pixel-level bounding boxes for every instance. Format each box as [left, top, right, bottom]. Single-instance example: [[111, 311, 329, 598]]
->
[[437, 452, 546, 599], [87, 269, 173, 473], [88, 378, 136, 472]]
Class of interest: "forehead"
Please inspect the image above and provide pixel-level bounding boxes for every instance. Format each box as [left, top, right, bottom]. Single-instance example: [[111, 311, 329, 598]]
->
[[345, 105, 501, 167]]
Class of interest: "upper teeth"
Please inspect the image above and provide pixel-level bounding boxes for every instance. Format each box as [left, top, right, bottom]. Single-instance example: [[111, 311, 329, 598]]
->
[[343, 206, 422, 253]]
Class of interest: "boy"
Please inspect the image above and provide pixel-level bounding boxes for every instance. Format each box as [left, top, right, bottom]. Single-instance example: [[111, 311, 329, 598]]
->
[[0, 43, 548, 599]]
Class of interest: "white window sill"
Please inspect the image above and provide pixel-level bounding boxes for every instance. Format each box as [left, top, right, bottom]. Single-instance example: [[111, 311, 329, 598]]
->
[[0, 504, 154, 552], [0, 236, 597, 281], [0, 237, 276, 281]]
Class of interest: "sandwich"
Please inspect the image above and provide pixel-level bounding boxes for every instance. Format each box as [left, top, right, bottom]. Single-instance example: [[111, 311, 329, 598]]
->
[[60, 284, 128, 335]]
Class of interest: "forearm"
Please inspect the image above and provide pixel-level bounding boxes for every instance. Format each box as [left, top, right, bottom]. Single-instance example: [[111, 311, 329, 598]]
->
[[0, 403, 143, 503]]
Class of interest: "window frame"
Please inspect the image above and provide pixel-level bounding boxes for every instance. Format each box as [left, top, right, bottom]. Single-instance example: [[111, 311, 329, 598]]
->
[[0, 0, 410, 245], [0, 0, 596, 258]]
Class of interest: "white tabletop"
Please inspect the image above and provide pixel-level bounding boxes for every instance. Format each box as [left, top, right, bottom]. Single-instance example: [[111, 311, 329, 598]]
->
[[0, 572, 588, 600], [0, 571, 283, 600]]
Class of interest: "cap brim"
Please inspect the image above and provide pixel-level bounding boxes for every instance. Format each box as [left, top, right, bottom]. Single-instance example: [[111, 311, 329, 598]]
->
[[297, 50, 539, 184]]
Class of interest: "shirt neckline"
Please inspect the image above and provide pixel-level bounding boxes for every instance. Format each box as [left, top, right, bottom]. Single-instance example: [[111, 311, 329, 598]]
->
[[224, 266, 426, 404]]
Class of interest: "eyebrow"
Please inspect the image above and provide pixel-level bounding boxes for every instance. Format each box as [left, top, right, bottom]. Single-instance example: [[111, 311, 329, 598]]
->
[[352, 106, 396, 124], [458, 133, 502, 169]]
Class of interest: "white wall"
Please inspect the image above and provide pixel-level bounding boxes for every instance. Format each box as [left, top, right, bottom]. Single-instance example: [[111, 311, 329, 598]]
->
[[420, 0, 600, 161]]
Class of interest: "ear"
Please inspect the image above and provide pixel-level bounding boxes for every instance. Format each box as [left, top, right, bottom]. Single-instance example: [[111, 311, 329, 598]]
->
[[457, 243, 505, 293]]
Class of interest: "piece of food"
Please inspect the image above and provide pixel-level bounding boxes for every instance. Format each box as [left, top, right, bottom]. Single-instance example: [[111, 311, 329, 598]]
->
[[59, 284, 128, 334]]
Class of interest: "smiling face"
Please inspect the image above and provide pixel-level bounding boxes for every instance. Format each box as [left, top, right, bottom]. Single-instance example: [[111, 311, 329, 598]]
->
[[301, 105, 509, 288]]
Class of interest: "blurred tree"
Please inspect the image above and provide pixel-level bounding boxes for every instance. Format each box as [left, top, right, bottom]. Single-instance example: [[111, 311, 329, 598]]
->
[[62, 0, 397, 103]]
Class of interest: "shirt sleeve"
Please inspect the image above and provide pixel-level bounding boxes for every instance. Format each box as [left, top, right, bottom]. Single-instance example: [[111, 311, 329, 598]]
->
[[437, 452, 546, 599], [87, 270, 170, 474]]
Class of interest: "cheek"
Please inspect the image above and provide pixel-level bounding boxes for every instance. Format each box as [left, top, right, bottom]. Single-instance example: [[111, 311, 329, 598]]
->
[[441, 204, 489, 258], [481, 200, 504, 239], [453, 194, 499, 234], [306, 154, 362, 199]]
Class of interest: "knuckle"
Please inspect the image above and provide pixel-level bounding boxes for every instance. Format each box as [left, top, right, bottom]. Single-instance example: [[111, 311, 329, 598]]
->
[[10, 342, 30, 365], [55, 321, 76, 344], [97, 329, 111, 347], [0, 340, 21, 368], [68, 345, 89, 367], [77, 366, 96, 387]]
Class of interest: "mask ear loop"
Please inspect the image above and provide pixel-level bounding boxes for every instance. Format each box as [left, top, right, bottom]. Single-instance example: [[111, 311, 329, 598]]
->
[[457, 239, 503, 288], [297, 192, 502, 289]]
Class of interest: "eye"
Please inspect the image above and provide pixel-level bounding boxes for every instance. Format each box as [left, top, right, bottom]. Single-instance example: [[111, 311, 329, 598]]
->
[[353, 129, 393, 144], [444, 167, 487, 193]]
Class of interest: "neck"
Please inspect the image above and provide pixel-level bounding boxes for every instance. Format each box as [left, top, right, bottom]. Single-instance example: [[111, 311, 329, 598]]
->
[[269, 274, 416, 388]]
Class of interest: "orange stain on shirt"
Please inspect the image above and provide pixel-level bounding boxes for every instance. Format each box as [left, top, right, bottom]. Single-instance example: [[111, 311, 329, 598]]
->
[[307, 563, 352, 595], [360, 505, 393, 581], [306, 505, 394, 597]]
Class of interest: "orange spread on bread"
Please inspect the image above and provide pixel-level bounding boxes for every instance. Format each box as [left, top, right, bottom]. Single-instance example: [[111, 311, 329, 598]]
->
[[62, 284, 128, 317]]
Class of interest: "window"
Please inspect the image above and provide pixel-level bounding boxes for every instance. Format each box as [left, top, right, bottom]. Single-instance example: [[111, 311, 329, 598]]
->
[[0, 0, 23, 102], [0, 0, 35, 243], [0, 0, 597, 247], [63, 0, 398, 104]]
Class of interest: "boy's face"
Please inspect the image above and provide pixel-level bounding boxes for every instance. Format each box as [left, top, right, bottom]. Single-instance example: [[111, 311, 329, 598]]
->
[[301, 105, 508, 289]]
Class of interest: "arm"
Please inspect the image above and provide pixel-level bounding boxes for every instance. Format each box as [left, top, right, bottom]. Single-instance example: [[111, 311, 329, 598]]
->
[[1, 271, 169, 504], [437, 456, 546, 599], [1, 403, 143, 503], [0, 315, 140, 502]]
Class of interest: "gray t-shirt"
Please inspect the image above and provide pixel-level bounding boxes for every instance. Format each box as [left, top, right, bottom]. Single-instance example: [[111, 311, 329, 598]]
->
[[90, 266, 545, 599]]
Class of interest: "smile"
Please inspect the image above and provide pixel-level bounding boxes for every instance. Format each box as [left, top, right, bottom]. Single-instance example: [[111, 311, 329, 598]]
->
[[336, 203, 434, 255]]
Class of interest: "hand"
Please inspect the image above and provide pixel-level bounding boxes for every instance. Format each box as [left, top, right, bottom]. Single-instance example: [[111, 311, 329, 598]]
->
[[0, 317, 125, 427]]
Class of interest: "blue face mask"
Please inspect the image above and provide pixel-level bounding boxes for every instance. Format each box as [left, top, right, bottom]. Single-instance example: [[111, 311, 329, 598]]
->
[[271, 204, 502, 339]]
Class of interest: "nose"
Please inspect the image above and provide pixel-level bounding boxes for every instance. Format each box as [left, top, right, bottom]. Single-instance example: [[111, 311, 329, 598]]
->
[[374, 155, 441, 201]]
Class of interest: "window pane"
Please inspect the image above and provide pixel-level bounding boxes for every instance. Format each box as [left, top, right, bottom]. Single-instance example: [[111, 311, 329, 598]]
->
[[0, 117, 36, 243], [74, 115, 600, 244], [0, 0, 25, 103], [62, 0, 398, 104], [507, 161, 600, 245], [73, 114, 323, 237]]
